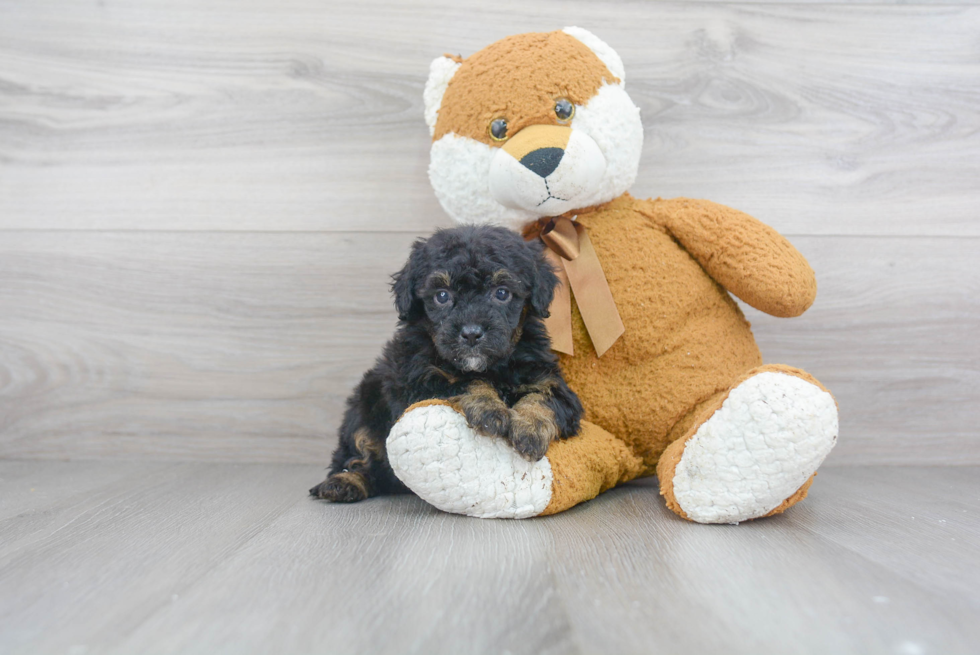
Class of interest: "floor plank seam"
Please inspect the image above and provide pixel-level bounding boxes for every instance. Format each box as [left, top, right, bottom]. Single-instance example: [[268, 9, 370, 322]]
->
[[786, 513, 980, 605], [101, 490, 312, 649], [0, 462, 184, 569]]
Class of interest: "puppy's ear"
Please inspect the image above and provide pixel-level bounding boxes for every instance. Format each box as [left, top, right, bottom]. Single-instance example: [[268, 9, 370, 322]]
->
[[527, 240, 560, 318], [391, 238, 427, 322]]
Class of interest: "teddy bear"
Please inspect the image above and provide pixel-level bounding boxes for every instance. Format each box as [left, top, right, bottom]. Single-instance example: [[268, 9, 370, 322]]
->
[[384, 27, 838, 523]]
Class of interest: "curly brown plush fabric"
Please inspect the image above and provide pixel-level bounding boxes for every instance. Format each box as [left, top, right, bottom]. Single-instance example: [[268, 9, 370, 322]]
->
[[524, 193, 817, 472], [433, 31, 618, 143]]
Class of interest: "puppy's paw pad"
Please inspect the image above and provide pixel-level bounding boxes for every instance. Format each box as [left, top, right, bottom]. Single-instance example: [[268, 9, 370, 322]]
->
[[309, 473, 368, 503]]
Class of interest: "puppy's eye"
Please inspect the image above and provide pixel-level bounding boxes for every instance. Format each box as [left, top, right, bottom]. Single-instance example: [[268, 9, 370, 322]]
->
[[493, 287, 511, 302], [488, 118, 508, 141], [555, 98, 574, 122], [434, 290, 452, 305]]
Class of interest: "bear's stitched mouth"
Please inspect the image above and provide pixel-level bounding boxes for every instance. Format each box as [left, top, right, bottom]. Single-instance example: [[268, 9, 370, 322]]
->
[[487, 128, 607, 216], [535, 179, 568, 207]]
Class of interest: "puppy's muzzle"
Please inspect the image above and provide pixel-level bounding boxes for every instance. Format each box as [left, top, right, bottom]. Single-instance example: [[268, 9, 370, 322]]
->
[[488, 124, 605, 217]]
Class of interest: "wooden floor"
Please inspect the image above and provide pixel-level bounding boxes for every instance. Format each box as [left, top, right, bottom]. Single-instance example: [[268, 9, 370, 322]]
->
[[2, 1, 979, 653], [1, 461, 977, 655]]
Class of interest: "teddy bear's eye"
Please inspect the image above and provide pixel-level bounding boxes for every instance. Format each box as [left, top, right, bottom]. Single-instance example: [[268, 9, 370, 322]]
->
[[489, 118, 508, 141], [555, 98, 574, 122]]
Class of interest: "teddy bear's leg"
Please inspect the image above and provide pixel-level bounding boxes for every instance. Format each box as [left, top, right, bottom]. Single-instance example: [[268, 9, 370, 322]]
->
[[387, 400, 644, 519], [656, 365, 838, 524]]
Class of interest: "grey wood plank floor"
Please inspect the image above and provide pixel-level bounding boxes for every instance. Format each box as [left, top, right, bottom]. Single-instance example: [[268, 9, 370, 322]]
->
[[1, 461, 977, 655]]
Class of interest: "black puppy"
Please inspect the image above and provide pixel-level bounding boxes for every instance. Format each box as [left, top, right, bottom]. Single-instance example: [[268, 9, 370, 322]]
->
[[310, 225, 583, 503]]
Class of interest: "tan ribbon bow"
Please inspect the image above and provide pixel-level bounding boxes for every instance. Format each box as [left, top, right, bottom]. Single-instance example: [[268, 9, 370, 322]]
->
[[539, 217, 625, 357]]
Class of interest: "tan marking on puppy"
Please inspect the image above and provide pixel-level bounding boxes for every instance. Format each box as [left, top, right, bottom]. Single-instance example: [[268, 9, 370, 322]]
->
[[426, 365, 460, 385], [433, 30, 618, 143], [511, 305, 529, 345], [329, 471, 369, 499], [491, 268, 519, 287], [424, 270, 452, 289], [508, 393, 559, 461], [336, 428, 384, 476], [353, 427, 383, 459], [515, 375, 559, 397], [453, 380, 510, 438], [464, 380, 499, 398]]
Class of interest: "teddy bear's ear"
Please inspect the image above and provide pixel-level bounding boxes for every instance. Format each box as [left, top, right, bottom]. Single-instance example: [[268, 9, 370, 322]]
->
[[561, 26, 626, 85], [423, 55, 462, 137]]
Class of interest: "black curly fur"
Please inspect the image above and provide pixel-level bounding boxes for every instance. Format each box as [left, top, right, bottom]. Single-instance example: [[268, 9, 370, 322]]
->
[[310, 225, 583, 503]]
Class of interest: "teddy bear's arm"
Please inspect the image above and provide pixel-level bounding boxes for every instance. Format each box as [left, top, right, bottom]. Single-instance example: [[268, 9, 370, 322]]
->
[[642, 197, 817, 317]]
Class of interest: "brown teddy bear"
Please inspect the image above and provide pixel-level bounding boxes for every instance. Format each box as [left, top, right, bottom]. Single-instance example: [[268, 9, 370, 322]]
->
[[385, 27, 838, 523]]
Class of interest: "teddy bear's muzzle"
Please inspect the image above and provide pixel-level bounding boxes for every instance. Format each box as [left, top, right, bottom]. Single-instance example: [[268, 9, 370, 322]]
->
[[488, 124, 606, 217]]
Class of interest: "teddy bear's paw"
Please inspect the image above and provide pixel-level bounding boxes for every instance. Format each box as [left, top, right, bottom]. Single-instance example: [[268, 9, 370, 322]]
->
[[387, 403, 553, 519], [669, 371, 838, 524]]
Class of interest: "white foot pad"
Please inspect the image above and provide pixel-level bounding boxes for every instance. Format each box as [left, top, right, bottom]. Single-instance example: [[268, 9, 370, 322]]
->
[[387, 404, 553, 519], [672, 372, 838, 524]]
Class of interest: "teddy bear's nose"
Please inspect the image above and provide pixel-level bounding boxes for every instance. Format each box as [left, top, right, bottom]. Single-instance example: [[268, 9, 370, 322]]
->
[[519, 147, 564, 178]]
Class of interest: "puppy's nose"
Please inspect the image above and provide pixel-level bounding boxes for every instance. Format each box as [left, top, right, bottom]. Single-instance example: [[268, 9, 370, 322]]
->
[[520, 147, 564, 178], [460, 324, 485, 346]]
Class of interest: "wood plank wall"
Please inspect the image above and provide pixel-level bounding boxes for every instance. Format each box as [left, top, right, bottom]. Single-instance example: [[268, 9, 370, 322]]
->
[[1, 0, 978, 465]]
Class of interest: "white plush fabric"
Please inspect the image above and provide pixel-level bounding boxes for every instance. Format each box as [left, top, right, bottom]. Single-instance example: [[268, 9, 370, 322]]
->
[[428, 83, 642, 228], [429, 134, 538, 230], [387, 404, 553, 519], [565, 83, 642, 209], [423, 56, 461, 137], [488, 128, 606, 216], [562, 26, 626, 83], [672, 372, 839, 524]]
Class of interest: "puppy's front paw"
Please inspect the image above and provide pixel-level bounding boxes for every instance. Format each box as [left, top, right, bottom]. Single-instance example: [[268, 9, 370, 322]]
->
[[463, 401, 510, 438], [309, 472, 369, 503], [508, 401, 559, 462], [454, 382, 510, 438]]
